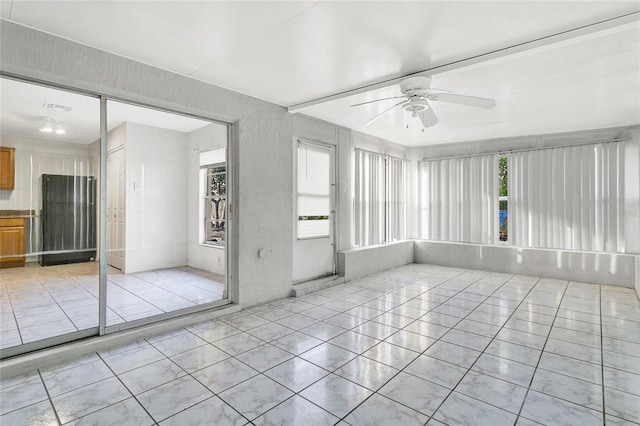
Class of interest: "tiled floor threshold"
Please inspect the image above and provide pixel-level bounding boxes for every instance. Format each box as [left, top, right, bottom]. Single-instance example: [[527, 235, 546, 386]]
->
[[1, 263, 638, 425]]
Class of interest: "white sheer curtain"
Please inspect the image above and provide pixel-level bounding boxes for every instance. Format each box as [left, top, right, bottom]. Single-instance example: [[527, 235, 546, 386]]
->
[[386, 157, 407, 242], [354, 150, 384, 246], [510, 142, 625, 253], [420, 155, 498, 244]]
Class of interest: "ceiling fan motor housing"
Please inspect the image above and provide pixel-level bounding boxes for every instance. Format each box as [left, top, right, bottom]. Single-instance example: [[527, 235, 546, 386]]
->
[[399, 76, 433, 97]]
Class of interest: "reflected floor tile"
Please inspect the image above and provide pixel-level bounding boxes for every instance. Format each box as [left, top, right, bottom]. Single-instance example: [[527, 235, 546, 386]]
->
[[484, 340, 541, 367], [236, 344, 293, 372], [189, 323, 242, 343], [605, 387, 640, 422], [253, 395, 338, 426], [159, 395, 246, 426], [471, 353, 535, 387], [41, 358, 113, 397], [136, 375, 212, 422], [299, 374, 372, 418], [404, 355, 467, 389], [170, 343, 229, 373], [538, 352, 602, 385], [0, 400, 57, 426], [521, 390, 602, 426], [434, 391, 516, 426], [0, 375, 48, 415], [301, 322, 347, 341], [334, 356, 398, 391], [213, 333, 265, 356], [379, 371, 449, 416], [192, 357, 258, 393], [441, 329, 491, 352], [149, 332, 208, 357], [403, 320, 450, 339], [118, 358, 186, 395], [264, 357, 328, 392], [272, 331, 323, 355], [52, 376, 131, 424], [345, 393, 428, 426], [604, 367, 640, 396], [455, 370, 527, 414], [424, 341, 481, 369], [101, 342, 166, 374], [219, 374, 293, 421], [328, 331, 380, 354], [300, 343, 358, 371], [247, 322, 295, 342], [544, 338, 601, 365], [531, 367, 603, 411], [362, 341, 419, 369], [67, 397, 153, 426], [384, 329, 436, 353]]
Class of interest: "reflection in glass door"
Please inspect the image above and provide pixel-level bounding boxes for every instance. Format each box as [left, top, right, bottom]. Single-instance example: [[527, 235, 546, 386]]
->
[[105, 100, 228, 329], [0, 77, 101, 356]]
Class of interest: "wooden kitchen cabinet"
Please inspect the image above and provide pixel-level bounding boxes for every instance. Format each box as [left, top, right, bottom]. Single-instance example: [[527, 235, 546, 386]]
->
[[0, 218, 26, 268], [0, 147, 16, 190]]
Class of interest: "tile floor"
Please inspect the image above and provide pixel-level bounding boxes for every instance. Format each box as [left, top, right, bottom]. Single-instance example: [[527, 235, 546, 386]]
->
[[1, 263, 639, 425], [0, 263, 225, 349]]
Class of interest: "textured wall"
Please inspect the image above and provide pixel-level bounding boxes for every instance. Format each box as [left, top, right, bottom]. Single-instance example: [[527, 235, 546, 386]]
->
[[1, 21, 294, 306]]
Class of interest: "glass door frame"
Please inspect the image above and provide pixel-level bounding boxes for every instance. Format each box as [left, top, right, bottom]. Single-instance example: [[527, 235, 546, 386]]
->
[[0, 73, 235, 359]]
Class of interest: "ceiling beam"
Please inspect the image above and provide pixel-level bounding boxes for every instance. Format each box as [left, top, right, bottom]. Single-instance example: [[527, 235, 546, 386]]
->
[[288, 11, 640, 113]]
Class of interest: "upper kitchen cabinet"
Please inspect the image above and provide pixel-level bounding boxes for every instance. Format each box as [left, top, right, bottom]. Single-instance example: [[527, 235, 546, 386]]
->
[[0, 147, 16, 190]]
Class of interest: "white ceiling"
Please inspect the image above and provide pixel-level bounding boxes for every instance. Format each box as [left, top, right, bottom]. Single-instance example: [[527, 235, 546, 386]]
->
[[1, 1, 639, 147]]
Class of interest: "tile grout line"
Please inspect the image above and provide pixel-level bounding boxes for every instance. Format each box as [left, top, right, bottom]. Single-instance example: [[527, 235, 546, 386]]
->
[[37, 369, 63, 426], [600, 285, 607, 426], [332, 269, 517, 424], [95, 351, 165, 425], [421, 275, 544, 425], [513, 280, 571, 424]]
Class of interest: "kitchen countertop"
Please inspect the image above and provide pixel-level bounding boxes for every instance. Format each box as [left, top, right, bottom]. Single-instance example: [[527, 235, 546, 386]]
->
[[0, 210, 37, 218]]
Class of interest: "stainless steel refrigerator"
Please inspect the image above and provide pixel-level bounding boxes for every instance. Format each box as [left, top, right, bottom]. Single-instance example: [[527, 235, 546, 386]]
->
[[39, 174, 96, 266]]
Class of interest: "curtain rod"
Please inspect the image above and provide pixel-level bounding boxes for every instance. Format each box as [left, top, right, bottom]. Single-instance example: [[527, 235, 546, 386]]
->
[[421, 137, 630, 162], [355, 147, 410, 162]]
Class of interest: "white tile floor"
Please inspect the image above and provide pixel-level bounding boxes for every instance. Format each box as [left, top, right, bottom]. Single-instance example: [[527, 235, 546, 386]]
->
[[0, 263, 225, 349], [1, 263, 639, 425]]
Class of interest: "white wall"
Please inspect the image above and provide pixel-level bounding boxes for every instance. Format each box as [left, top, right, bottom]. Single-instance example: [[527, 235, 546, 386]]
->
[[1, 21, 293, 306], [123, 122, 188, 273], [0, 135, 98, 259], [186, 123, 227, 275]]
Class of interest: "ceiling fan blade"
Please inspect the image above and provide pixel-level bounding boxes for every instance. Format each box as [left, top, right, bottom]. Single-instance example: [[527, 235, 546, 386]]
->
[[418, 107, 439, 128], [350, 96, 406, 107], [428, 93, 496, 109], [362, 100, 407, 128]]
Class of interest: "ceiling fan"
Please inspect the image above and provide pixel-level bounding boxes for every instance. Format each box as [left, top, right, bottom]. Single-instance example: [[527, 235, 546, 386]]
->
[[351, 76, 496, 129]]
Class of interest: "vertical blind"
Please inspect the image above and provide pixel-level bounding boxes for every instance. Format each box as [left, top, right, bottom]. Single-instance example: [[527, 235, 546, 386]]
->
[[354, 150, 384, 246], [420, 155, 498, 244], [386, 157, 407, 242], [509, 142, 625, 252]]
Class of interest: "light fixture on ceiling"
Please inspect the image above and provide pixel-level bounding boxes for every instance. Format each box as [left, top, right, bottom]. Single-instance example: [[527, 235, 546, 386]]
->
[[39, 119, 53, 133], [39, 119, 66, 135]]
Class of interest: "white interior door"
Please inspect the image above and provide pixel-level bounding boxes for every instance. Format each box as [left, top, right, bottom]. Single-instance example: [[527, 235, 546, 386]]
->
[[107, 149, 125, 270], [293, 140, 336, 283]]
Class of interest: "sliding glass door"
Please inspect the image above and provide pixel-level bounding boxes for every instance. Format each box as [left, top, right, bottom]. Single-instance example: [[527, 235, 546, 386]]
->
[[0, 76, 231, 358]]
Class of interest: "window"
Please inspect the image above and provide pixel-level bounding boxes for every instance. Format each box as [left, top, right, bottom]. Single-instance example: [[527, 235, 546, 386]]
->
[[200, 148, 226, 246], [419, 155, 498, 244], [297, 141, 331, 239], [509, 142, 625, 252], [354, 149, 407, 247], [498, 156, 508, 242]]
